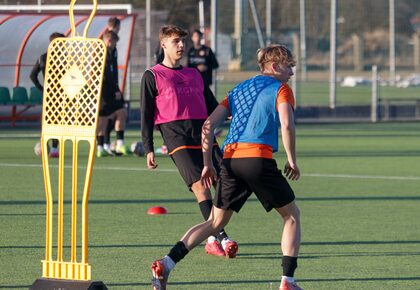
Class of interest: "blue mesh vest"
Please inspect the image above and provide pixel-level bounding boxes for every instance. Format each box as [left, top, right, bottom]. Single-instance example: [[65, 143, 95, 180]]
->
[[222, 75, 281, 153]]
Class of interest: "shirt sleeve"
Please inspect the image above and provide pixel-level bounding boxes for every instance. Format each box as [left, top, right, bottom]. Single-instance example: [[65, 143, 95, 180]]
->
[[186, 48, 193, 67], [220, 96, 228, 108], [203, 85, 219, 115], [140, 69, 158, 154], [30, 58, 43, 92], [276, 83, 295, 111], [207, 48, 219, 70]]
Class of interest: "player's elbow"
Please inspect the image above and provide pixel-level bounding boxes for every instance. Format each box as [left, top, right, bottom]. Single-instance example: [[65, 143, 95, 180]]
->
[[30, 75, 37, 84], [281, 121, 295, 132], [202, 118, 215, 134]]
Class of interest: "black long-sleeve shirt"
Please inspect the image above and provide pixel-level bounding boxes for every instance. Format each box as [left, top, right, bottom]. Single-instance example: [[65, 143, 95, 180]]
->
[[187, 45, 219, 87], [100, 49, 122, 112], [30, 53, 47, 92], [140, 65, 219, 154]]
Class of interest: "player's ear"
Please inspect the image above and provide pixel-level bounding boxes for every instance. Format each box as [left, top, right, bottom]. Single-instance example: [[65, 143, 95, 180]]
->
[[270, 62, 279, 73]]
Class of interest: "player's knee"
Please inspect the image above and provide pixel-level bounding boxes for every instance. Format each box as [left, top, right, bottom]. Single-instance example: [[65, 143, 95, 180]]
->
[[191, 183, 211, 201], [277, 202, 300, 221], [115, 109, 126, 120], [290, 206, 300, 224]]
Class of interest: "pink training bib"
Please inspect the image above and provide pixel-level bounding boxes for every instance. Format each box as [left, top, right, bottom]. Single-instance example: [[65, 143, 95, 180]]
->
[[150, 64, 207, 124]]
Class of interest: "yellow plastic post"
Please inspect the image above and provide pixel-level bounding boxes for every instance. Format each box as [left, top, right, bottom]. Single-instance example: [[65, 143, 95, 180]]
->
[[37, 0, 106, 282]]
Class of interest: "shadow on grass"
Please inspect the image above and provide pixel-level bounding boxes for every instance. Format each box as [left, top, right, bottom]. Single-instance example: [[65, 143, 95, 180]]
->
[[3, 276, 420, 289], [0, 198, 196, 206], [2, 240, 420, 250], [0, 213, 44, 216], [240, 251, 420, 260], [239, 240, 420, 246], [107, 276, 420, 287], [300, 276, 420, 282], [299, 150, 420, 158], [2, 195, 420, 206]]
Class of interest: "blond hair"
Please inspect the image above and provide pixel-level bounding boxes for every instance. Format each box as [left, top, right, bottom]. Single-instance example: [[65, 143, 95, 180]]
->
[[256, 44, 296, 71]]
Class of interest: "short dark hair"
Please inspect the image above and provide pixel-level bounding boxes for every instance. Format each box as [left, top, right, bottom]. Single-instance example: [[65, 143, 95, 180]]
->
[[192, 29, 203, 37], [107, 17, 121, 29], [103, 30, 119, 42], [49, 32, 65, 42], [159, 25, 188, 42]]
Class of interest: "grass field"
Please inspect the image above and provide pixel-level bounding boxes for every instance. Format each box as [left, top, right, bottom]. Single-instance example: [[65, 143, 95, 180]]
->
[[129, 80, 420, 108], [1, 122, 420, 290]]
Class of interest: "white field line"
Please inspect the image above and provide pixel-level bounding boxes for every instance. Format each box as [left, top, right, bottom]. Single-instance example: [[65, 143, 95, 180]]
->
[[0, 162, 419, 181]]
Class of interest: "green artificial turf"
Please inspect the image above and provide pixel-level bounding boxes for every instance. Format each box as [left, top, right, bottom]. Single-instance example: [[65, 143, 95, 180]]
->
[[1, 122, 420, 289]]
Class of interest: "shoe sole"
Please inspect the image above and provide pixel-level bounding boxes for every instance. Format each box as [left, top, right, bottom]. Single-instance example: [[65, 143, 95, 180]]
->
[[205, 249, 225, 256]]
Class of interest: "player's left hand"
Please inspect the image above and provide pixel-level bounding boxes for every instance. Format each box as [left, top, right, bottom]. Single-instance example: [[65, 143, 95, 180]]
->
[[284, 161, 300, 180], [146, 152, 158, 169], [201, 165, 217, 188]]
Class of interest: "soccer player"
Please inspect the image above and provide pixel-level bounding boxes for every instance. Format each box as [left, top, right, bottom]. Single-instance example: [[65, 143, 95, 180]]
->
[[97, 30, 130, 157], [140, 25, 237, 258], [30, 32, 64, 158], [187, 29, 219, 91], [102, 17, 121, 155], [151, 44, 302, 290]]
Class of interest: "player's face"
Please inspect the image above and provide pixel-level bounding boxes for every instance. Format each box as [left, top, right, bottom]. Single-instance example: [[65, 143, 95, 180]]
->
[[273, 62, 294, 83], [104, 37, 117, 50], [161, 35, 185, 61], [191, 32, 201, 45], [109, 24, 120, 34]]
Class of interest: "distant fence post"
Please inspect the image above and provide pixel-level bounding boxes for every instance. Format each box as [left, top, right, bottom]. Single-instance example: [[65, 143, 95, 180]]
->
[[413, 33, 420, 72], [292, 66, 297, 108], [371, 65, 378, 123], [352, 34, 364, 72]]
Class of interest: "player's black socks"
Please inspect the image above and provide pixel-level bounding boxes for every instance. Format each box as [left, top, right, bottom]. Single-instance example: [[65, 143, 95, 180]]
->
[[104, 119, 113, 144], [198, 200, 213, 220], [217, 230, 228, 241], [97, 136, 104, 146], [116, 130, 124, 141], [52, 139, 59, 149], [282, 256, 298, 277], [168, 241, 189, 263]]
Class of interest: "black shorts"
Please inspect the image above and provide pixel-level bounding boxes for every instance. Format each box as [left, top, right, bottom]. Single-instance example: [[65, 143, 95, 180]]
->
[[170, 146, 222, 188], [214, 158, 295, 212], [99, 100, 125, 117]]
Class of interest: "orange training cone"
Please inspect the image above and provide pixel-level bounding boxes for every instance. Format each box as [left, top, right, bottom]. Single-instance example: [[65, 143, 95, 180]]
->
[[147, 206, 168, 215]]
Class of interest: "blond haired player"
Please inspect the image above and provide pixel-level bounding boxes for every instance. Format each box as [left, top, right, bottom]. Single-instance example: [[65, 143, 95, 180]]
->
[[151, 44, 303, 290]]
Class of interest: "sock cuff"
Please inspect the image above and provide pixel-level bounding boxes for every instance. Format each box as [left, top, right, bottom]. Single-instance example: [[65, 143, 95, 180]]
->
[[116, 130, 124, 140], [282, 256, 298, 277], [198, 199, 213, 221], [168, 241, 189, 263]]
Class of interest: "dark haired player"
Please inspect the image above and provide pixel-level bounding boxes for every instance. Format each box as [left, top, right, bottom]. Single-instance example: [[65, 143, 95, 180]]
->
[[30, 32, 65, 158], [140, 25, 237, 259]]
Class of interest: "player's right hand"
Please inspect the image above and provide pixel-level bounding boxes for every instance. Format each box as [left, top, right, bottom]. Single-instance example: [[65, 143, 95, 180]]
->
[[197, 64, 207, 72], [200, 165, 217, 189], [147, 152, 158, 169], [284, 161, 300, 180], [115, 91, 122, 100]]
